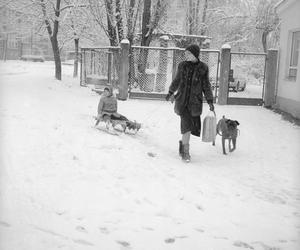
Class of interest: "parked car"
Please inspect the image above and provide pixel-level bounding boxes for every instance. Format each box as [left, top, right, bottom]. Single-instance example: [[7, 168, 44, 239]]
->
[[229, 77, 246, 92], [209, 75, 246, 92]]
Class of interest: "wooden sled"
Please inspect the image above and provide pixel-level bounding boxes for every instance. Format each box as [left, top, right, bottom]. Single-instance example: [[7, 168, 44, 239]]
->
[[94, 115, 141, 134]]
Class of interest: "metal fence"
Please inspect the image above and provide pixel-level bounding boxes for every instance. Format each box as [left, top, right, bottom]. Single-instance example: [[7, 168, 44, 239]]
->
[[81, 46, 220, 100], [0, 39, 54, 60], [80, 47, 120, 88], [129, 46, 220, 99]]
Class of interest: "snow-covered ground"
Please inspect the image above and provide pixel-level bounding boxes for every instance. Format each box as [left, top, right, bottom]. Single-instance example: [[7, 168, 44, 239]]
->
[[0, 61, 300, 250]]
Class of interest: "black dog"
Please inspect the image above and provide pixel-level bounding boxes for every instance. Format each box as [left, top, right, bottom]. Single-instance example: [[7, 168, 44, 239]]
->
[[216, 116, 240, 155]]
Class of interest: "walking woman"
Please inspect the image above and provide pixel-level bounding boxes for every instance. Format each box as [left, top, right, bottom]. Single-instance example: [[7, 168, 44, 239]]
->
[[166, 44, 215, 162]]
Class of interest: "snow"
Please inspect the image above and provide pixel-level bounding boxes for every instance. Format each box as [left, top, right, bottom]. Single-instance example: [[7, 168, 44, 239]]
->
[[0, 60, 300, 250], [121, 39, 130, 44], [222, 44, 231, 49]]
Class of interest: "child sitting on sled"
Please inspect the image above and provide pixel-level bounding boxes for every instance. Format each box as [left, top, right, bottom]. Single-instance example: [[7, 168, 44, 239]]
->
[[95, 86, 141, 132]]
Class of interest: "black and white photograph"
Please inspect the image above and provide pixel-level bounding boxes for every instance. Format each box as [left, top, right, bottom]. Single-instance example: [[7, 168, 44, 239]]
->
[[0, 0, 299, 249]]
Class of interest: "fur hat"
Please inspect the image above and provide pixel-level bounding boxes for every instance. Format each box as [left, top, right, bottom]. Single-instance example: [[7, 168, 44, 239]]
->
[[185, 44, 200, 58]]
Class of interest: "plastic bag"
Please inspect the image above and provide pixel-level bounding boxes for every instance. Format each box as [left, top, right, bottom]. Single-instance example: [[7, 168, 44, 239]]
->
[[202, 111, 216, 142]]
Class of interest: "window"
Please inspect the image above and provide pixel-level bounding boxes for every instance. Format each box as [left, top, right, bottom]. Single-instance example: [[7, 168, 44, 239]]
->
[[288, 31, 300, 80]]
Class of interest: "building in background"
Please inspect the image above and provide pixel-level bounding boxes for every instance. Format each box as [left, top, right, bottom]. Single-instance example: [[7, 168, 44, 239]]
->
[[0, 5, 54, 60], [275, 0, 300, 119]]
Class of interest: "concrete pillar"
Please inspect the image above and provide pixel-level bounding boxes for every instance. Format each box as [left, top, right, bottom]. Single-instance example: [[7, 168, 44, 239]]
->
[[118, 39, 130, 100], [264, 49, 278, 108], [218, 44, 231, 105]]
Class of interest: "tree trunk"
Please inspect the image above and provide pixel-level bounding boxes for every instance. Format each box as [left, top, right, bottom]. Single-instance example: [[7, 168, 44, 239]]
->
[[262, 30, 269, 53], [40, 0, 62, 80], [200, 0, 208, 35], [105, 0, 118, 46], [116, 0, 124, 42], [141, 0, 151, 46], [51, 37, 62, 80], [73, 38, 79, 78], [187, 0, 193, 35], [127, 0, 136, 86], [139, 0, 152, 73]]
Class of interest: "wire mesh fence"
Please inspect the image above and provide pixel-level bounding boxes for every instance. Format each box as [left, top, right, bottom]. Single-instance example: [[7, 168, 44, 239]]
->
[[80, 47, 120, 88], [129, 46, 174, 93], [229, 52, 266, 100], [80, 46, 268, 104], [129, 46, 220, 99]]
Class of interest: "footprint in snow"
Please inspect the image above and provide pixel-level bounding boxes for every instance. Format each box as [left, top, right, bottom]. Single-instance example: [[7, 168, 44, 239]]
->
[[233, 241, 254, 249], [0, 221, 11, 227], [195, 204, 204, 211], [116, 240, 131, 248], [99, 227, 110, 234], [253, 241, 281, 250], [76, 225, 87, 233], [147, 152, 156, 157], [165, 238, 175, 243]]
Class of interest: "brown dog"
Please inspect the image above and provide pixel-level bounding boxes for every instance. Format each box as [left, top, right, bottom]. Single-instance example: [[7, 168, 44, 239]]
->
[[216, 116, 240, 155]]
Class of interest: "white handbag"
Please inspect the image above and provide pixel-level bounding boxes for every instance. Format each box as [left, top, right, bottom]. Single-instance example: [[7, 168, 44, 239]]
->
[[202, 111, 217, 142]]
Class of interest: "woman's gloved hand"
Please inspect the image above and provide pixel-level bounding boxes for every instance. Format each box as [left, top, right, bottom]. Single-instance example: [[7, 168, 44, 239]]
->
[[209, 103, 215, 111], [165, 91, 173, 101]]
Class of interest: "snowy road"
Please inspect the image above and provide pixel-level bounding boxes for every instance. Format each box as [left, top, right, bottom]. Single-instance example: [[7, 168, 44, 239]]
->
[[0, 61, 300, 250]]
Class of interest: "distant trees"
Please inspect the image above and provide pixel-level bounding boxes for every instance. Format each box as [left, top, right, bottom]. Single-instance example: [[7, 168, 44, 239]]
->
[[60, 0, 91, 77], [39, 0, 62, 80], [88, 0, 142, 46], [140, 0, 167, 46], [1, 0, 281, 79]]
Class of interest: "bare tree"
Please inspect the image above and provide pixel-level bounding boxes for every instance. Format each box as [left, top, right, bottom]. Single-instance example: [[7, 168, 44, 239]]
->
[[255, 0, 279, 52], [88, 0, 125, 46], [140, 0, 167, 46], [138, 0, 167, 73], [39, 0, 62, 80], [60, 0, 92, 77]]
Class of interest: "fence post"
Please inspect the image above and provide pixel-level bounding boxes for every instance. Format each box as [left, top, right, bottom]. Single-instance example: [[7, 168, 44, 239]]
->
[[17, 40, 22, 58], [118, 39, 130, 100], [218, 44, 231, 105], [107, 52, 112, 85], [156, 35, 168, 92], [3, 35, 8, 61], [264, 49, 278, 108], [80, 49, 84, 86]]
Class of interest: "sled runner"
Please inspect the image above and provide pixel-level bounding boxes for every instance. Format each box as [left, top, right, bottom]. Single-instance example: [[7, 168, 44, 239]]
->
[[94, 115, 141, 134]]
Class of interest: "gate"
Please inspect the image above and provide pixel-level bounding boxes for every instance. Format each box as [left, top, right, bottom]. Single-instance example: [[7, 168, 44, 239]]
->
[[129, 46, 220, 101], [80, 47, 120, 88], [228, 52, 267, 105]]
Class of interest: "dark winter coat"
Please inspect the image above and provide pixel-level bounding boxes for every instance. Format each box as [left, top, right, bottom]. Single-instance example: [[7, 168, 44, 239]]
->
[[97, 86, 118, 116], [168, 60, 214, 116]]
